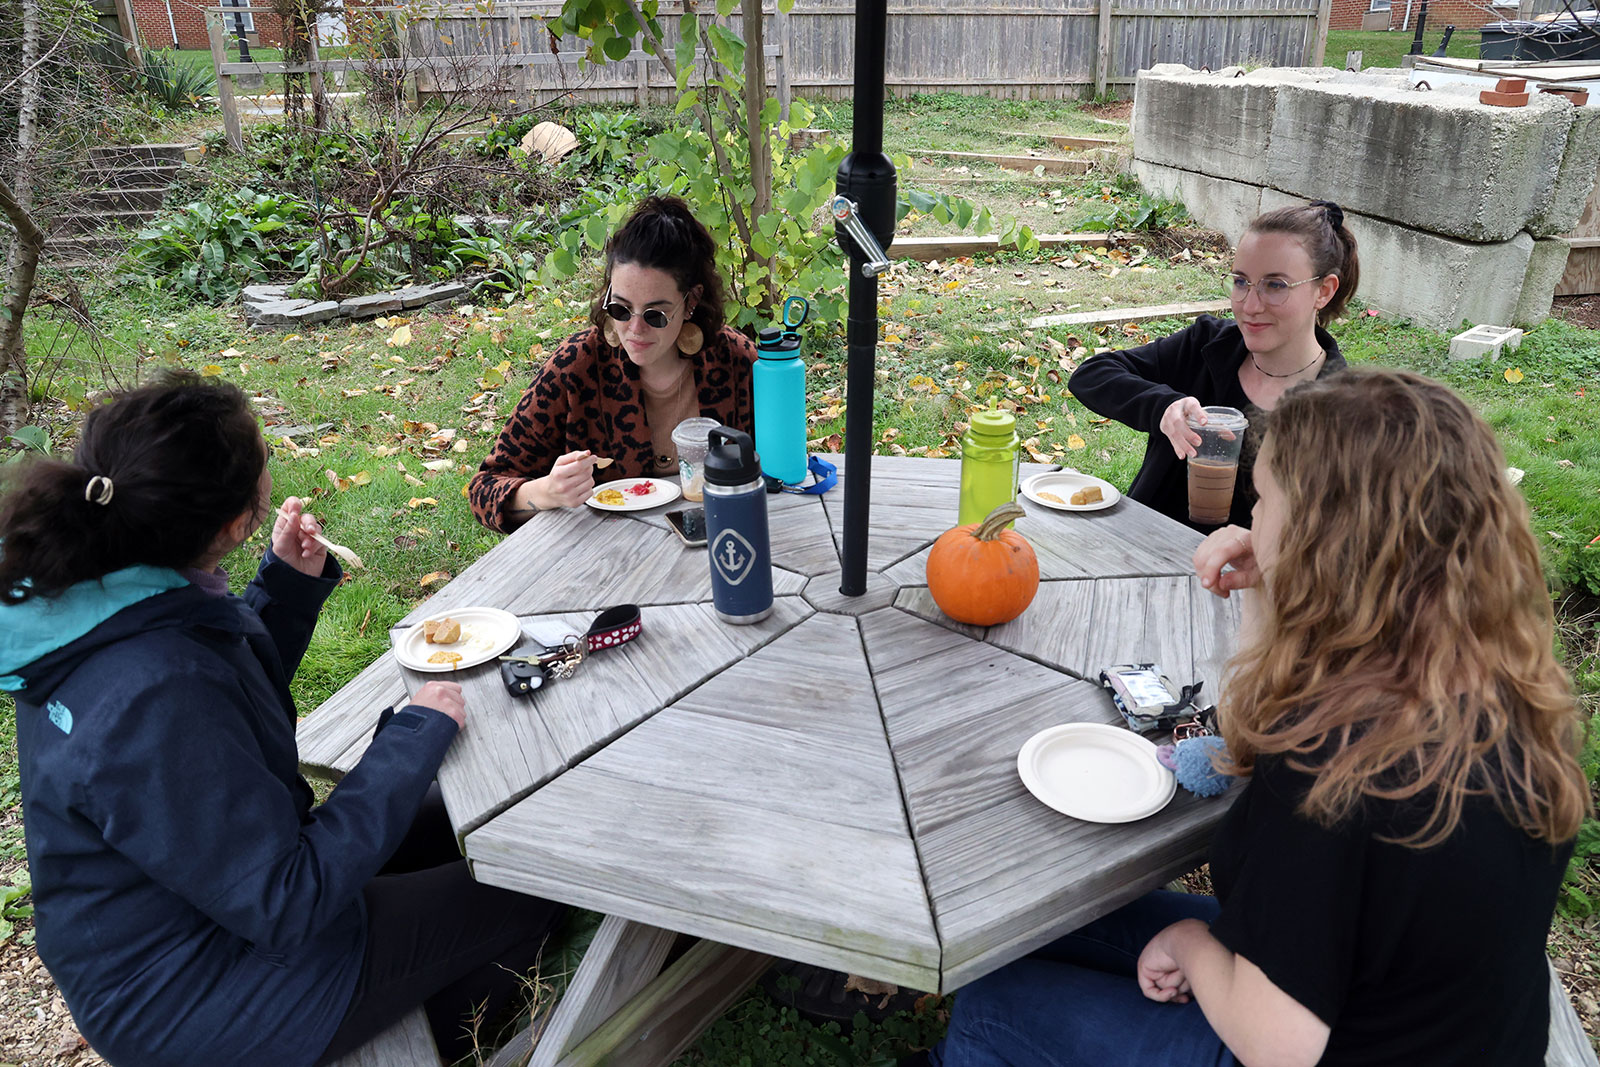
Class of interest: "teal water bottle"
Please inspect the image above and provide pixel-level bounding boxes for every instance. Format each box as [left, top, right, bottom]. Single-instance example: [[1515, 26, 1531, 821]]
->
[[958, 403, 1020, 525], [753, 296, 810, 485]]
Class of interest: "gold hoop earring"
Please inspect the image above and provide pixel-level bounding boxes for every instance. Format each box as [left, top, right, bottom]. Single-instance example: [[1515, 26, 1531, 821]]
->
[[676, 322, 704, 356], [603, 320, 621, 348]]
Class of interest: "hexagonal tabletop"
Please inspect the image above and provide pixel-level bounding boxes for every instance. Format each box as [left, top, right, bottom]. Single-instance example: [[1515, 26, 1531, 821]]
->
[[298, 456, 1240, 994]]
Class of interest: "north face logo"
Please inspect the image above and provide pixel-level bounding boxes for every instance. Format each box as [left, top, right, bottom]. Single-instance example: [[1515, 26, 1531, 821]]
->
[[46, 700, 73, 735]]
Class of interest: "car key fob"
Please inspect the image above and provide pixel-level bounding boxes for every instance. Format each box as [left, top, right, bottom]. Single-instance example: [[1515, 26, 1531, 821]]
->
[[500, 642, 549, 697]]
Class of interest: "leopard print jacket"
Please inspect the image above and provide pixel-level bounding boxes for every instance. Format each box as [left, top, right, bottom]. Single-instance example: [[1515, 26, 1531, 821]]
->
[[469, 324, 757, 532]]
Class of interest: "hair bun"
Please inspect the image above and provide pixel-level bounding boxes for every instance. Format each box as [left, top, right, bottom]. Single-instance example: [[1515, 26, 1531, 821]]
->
[[1311, 200, 1346, 230]]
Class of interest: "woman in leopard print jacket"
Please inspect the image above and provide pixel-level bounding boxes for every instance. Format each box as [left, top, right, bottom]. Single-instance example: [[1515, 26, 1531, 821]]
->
[[469, 196, 757, 532]]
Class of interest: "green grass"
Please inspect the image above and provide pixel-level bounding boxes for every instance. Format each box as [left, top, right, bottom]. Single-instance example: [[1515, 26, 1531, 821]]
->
[[1326, 28, 1483, 70]]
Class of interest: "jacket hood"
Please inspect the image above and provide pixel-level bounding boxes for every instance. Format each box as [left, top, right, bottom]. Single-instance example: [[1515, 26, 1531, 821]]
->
[[0, 566, 205, 697]]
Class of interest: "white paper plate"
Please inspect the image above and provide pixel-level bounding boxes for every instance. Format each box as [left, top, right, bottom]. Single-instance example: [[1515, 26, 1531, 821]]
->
[[1017, 722, 1175, 823], [585, 478, 683, 512], [394, 606, 521, 672], [1021, 471, 1121, 512]]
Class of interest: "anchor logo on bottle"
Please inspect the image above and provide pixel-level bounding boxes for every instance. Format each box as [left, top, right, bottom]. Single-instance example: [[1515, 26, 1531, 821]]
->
[[710, 528, 757, 586]]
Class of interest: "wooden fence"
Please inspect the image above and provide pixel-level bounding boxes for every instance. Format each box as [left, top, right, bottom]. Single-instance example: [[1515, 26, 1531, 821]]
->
[[408, 0, 1329, 102], [206, 0, 1329, 146]]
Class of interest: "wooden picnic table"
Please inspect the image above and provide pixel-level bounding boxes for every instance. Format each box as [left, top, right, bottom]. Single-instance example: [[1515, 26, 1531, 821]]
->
[[297, 455, 1242, 1067]]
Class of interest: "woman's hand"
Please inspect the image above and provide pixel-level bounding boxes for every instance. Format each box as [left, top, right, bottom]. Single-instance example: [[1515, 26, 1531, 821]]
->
[[410, 680, 465, 730], [521, 450, 597, 512], [1159, 396, 1207, 459], [1137, 921, 1200, 1004], [272, 497, 329, 578], [1194, 524, 1259, 599]]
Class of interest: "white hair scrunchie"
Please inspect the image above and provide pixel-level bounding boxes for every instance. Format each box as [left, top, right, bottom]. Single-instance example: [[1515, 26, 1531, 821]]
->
[[84, 475, 115, 506]]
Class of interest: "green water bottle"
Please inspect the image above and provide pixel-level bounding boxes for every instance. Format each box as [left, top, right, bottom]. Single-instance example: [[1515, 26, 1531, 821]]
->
[[958, 403, 1020, 526]]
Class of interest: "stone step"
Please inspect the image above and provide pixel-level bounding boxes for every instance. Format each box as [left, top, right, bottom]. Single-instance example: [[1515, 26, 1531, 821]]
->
[[72, 186, 169, 212], [57, 208, 162, 234], [42, 233, 127, 267], [87, 142, 194, 166], [82, 163, 182, 189]]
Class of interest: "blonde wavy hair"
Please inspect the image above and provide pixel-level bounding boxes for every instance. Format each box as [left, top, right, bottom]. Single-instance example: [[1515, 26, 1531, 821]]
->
[[1223, 368, 1588, 847]]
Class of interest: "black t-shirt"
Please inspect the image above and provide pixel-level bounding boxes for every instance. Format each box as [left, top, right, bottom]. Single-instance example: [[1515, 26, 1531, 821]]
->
[[1208, 756, 1572, 1065], [1066, 316, 1346, 532]]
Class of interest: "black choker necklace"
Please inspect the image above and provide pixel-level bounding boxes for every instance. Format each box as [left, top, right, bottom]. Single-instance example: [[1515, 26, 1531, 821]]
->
[[1252, 348, 1324, 379]]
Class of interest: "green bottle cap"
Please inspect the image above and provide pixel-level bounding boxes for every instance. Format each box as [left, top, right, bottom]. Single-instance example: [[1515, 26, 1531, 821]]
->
[[968, 406, 1016, 439]]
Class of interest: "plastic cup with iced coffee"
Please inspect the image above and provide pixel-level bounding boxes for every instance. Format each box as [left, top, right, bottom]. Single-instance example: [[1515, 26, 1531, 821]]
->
[[1186, 406, 1249, 526], [671, 417, 720, 502]]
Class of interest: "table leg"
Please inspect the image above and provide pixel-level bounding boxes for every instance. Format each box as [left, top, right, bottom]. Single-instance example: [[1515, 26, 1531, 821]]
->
[[526, 916, 679, 1067], [550, 936, 774, 1067]]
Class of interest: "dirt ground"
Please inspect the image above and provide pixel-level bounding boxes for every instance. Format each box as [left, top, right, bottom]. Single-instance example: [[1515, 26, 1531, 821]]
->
[[1552, 294, 1600, 331]]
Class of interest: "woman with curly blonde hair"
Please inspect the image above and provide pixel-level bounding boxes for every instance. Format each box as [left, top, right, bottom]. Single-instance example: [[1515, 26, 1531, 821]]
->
[[930, 368, 1588, 1067]]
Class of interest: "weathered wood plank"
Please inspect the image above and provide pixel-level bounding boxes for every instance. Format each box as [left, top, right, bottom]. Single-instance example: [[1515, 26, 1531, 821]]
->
[[1190, 575, 1243, 706], [1022, 299, 1231, 330], [804, 570, 899, 615], [1079, 576, 1194, 684], [1546, 958, 1599, 1067], [552, 940, 774, 1067], [891, 587, 988, 642], [297, 649, 412, 779], [327, 1005, 441, 1067], [527, 917, 678, 1067], [767, 494, 844, 576], [1013, 493, 1201, 580], [982, 578, 1100, 679], [893, 232, 1111, 261], [913, 149, 1092, 174]]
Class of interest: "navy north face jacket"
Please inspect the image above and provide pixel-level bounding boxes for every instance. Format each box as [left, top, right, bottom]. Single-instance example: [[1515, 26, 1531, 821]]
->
[[0, 549, 458, 1066]]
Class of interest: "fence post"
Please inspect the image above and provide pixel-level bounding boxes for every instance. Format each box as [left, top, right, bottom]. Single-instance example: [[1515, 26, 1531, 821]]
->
[[305, 8, 327, 125], [208, 9, 244, 150], [1312, 0, 1333, 65], [1095, 0, 1113, 99], [774, 1, 791, 121]]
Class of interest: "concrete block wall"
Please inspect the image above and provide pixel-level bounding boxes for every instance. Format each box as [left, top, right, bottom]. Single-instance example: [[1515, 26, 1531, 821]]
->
[[1132, 65, 1599, 329]]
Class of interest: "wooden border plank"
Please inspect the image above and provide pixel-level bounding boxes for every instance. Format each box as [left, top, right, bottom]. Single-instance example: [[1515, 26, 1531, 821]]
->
[[912, 149, 1092, 175], [528, 918, 679, 1067], [1022, 299, 1231, 330], [893, 233, 1110, 261]]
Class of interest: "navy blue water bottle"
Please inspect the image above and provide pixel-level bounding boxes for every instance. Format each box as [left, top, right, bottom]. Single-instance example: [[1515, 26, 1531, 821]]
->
[[703, 426, 774, 624]]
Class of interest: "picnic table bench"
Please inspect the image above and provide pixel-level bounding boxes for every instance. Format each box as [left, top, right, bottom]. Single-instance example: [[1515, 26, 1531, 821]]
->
[[297, 455, 1598, 1067]]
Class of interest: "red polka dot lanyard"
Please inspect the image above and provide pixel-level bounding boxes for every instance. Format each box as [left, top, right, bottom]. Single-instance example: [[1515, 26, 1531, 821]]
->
[[499, 605, 642, 696]]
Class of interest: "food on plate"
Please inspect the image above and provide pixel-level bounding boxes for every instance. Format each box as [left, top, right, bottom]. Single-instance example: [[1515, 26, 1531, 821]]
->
[[625, 480, 655, 497], [1037, 491, 1066, 505], [426, 650, 463, 666], [423, 617, 461, 644], [1070, 486, 1104, 506], [594, 488, 626, 506]]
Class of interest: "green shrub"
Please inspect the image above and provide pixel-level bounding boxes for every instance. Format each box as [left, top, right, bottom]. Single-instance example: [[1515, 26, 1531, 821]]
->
[[1078, 174, 1190, 234], [140, 50, 217, 111], [131, 188, 316, 302]]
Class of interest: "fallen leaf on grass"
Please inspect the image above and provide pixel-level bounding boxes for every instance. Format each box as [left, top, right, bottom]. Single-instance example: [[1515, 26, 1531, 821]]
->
[[418, 570, 451, 588], [407, 497, 439, 509], [843, 974, 899, 996], [1504, 367, 1525, 384], [1066, 434, 1086, 450], [200, 364, 223, 377], [422, 459, 454, 472]]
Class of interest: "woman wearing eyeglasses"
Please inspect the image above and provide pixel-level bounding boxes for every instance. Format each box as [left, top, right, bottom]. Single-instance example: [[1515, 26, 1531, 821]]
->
[[1067, 201, 1358, 531], [469, 195, 756, 531]]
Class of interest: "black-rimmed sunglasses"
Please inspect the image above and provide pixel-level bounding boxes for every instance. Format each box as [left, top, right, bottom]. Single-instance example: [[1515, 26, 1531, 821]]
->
[[603, 289, 683, 329]]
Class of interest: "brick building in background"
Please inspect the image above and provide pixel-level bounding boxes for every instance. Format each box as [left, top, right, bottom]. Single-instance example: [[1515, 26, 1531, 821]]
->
[[1329, 0, 1514, 32], [128, 0, 284, 51]]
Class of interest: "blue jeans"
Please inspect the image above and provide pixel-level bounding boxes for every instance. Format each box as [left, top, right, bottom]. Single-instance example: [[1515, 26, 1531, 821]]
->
[[932, 891, 1239, 1067]]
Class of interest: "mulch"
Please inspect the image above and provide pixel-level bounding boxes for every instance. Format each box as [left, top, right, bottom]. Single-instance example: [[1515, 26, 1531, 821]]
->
[[1551, 294, 1600, 331]]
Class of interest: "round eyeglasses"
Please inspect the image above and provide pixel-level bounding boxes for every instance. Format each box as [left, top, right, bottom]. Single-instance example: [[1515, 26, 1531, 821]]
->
[[1223, 273, 1324, 307], [603, 289, 684, 330]]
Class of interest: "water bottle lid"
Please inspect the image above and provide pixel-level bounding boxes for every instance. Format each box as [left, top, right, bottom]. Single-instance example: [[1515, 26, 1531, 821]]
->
[[704, 425, 762, 485], [968, 406, 1017, 437], [756, 326, 801, 358]]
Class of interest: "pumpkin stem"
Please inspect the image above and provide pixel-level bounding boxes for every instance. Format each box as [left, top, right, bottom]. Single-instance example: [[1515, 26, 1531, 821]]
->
[[975, 501, 1026, 540]]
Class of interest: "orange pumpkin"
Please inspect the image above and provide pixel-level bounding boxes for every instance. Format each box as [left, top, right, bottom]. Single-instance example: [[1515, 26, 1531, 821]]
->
[[926, 502, 1040, 625]]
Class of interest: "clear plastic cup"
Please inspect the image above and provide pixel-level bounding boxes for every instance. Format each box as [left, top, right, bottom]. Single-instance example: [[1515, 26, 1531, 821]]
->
[[1185, 406, 1249, 526], [671, 417, 720, 502]]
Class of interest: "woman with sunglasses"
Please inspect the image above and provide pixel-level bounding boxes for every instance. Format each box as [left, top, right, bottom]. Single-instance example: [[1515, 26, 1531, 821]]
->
[[928, 369, 1587, 1067], [470, 195, 756, 531], [1067, 201, 1358, 531]]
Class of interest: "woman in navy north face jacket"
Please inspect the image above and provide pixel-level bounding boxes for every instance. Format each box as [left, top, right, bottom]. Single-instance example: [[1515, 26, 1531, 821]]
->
[[0, 372, 561, 1066]]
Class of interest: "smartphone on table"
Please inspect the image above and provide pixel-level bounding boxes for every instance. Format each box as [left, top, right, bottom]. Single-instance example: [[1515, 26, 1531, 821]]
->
[[665, 507, 707, 547]]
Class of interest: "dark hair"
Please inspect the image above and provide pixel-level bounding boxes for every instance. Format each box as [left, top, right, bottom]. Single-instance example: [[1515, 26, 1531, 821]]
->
[[1246, 201, 1361, 325], [0, 371, 266, 603], [589, 195, 727, 339]]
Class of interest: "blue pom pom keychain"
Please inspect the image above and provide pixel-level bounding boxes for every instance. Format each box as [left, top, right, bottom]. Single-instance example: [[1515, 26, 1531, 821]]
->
[[1155, 708, 1236, 797]]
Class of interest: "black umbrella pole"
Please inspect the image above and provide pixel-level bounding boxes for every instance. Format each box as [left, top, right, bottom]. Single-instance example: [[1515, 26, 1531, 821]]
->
[[840, 270, 878, 596], [836, 0, 894, 597]]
